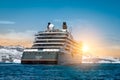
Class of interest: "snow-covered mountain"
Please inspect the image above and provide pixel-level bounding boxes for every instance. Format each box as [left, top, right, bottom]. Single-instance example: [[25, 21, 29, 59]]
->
[[82, 56, 120, 63], [0, 45, 120, 63], [0, 45, 24, 63]]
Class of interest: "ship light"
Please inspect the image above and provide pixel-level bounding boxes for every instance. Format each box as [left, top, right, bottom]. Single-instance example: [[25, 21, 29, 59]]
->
[[43, 49, 59, 52], [24, 49, 38, 52]]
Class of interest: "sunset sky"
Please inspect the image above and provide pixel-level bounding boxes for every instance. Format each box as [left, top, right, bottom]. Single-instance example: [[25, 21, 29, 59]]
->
[[0, 0, 120, 57]]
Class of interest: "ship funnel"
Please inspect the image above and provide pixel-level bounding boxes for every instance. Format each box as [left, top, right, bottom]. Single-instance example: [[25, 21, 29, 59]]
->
[[47, 22, 54, 31], [62, 22, 67, 29], [47, 22, 51, 30]]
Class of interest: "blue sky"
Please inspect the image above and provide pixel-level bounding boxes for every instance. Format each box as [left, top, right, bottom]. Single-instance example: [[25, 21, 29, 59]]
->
[[0, 0, 120, 57], [0, 0, 119, 33]]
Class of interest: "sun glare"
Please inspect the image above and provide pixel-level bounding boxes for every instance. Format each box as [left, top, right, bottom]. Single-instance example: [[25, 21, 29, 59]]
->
[[82, 44, 89, 52]]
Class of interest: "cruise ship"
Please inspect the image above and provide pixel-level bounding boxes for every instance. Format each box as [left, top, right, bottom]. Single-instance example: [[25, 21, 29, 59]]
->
[[21, 22, 82, 65]]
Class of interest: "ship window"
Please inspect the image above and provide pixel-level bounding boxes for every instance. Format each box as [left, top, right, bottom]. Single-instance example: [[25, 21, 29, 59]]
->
[[35, 41, 65, 43], [38, 33, 66, 36], [37, 37, 66, 39], [34, 44, 63, 46]]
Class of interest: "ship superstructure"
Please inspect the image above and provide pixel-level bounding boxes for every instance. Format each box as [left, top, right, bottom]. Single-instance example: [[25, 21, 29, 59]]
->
[[21, 22, 82, 64]]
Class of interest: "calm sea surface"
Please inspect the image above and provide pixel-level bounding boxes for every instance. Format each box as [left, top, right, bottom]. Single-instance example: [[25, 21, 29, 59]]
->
[[0, 63, 120, 80]]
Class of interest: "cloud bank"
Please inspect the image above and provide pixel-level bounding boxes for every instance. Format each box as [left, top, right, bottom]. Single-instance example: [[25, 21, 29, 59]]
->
[[0, 21, 15, 24], [0, 30, 36, 47]]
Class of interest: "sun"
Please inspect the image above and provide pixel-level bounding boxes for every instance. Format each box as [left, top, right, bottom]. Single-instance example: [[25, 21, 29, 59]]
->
[[82, 44, 89, 52]]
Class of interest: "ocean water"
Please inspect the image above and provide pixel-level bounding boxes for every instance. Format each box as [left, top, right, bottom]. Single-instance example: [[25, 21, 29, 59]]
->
[[0, 63, 120, 80]]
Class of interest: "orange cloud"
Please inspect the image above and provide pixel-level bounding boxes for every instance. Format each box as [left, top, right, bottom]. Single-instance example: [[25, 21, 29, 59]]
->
[[0, 30, 36, 47], [0, 38, 32, 48]]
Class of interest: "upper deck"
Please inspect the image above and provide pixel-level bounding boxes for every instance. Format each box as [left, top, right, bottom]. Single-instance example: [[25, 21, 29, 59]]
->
[[31, 22, 81, 52]]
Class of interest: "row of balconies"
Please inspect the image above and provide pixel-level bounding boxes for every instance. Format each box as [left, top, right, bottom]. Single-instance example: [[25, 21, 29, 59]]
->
[[37, 31, 68, 34], [34, 38, 80, 48], [32, 42, 81, 53], [35, 35, 68, 38]]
